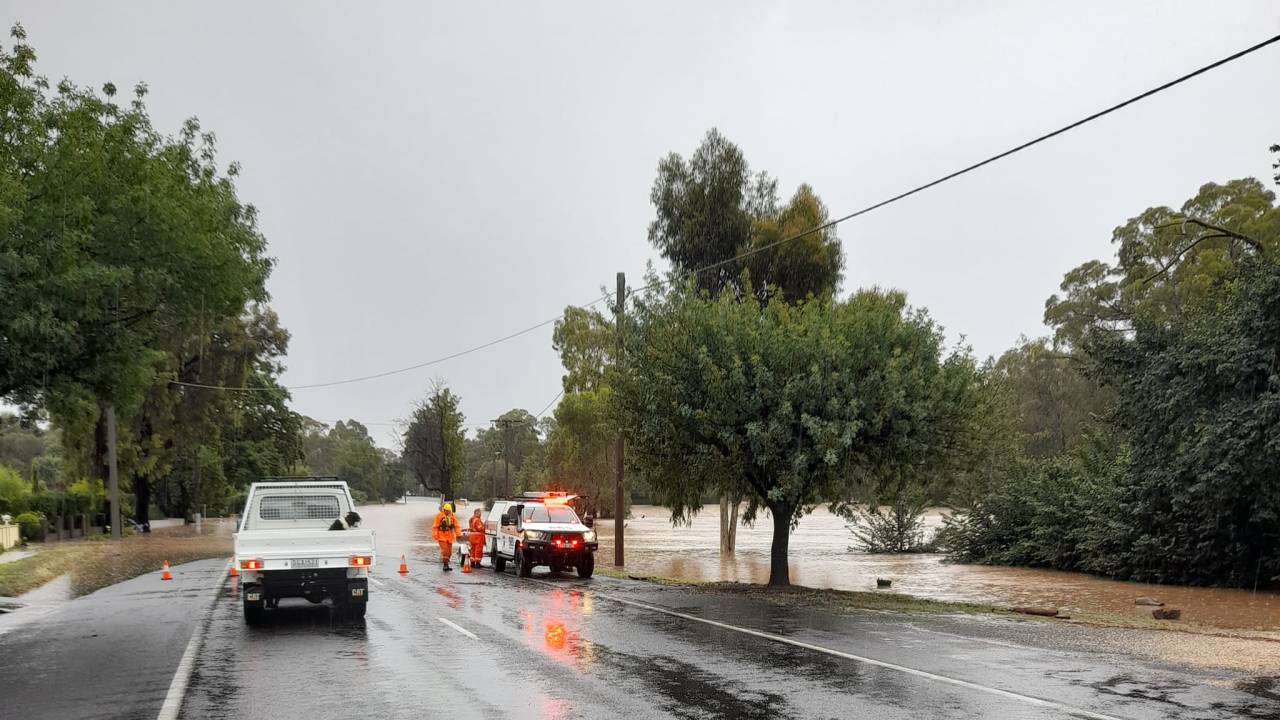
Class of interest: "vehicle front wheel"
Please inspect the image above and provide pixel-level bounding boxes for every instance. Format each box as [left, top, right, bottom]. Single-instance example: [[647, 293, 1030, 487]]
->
[[516, 548, 533, 578], [577, 554, 594, 579]]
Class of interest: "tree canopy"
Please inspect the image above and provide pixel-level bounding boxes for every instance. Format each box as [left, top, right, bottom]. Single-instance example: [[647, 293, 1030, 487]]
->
[[1044, 179, 1279, 348], [0, 26, 296, 520], [648, 128, 843, 304], [615, 284, 979, 585], [404, 381, 466, 499]]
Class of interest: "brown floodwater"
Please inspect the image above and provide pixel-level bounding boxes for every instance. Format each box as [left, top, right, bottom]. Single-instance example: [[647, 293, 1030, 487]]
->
[[595, 505, 1280, 632]]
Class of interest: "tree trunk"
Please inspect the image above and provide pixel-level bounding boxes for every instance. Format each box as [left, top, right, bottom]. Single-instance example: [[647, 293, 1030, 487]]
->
[[719, 495, 739, 555], [134, 476, 151, 531], [768, 504, 792, 586]]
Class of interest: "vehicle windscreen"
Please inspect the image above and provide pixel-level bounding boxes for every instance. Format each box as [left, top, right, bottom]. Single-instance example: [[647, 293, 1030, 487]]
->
[[247, 494, 342, 529], [522, 505, 579, 524]]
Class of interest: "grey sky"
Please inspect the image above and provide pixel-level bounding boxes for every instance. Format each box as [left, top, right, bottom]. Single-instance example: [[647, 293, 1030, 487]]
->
[[7, 2, 1279, 447]]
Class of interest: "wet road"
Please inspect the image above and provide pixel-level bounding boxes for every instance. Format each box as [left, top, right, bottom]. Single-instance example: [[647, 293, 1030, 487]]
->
[[175, 501, 1276, 720]]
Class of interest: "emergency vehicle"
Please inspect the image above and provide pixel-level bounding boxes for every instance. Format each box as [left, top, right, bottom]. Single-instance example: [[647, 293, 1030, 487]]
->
[[486, 492, 597, 578]]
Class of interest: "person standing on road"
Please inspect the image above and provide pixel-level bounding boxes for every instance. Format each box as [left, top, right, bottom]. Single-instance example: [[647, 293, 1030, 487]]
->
[[432, 502, 461, 572], [467, 508, 486, 570]]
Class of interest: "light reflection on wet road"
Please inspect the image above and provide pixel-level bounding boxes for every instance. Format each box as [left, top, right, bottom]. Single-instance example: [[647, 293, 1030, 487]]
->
[[178, 500, 1279, 720]]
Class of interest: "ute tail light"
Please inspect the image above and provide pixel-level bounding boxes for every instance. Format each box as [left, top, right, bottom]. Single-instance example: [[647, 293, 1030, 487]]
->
[[240, 558, 264, 571], [350, 555, 372, 567]]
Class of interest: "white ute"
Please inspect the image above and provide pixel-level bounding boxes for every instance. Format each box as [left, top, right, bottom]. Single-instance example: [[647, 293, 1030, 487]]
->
[[234, 478, 375, 623]]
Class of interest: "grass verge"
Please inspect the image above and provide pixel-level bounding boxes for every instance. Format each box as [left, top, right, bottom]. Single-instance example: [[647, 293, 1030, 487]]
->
[[604, 572, 1280, 640], [0, 525, 232, 598]]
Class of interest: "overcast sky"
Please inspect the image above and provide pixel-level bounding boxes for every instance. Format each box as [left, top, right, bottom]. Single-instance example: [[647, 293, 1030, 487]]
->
[[7, 2, 1279, 446]]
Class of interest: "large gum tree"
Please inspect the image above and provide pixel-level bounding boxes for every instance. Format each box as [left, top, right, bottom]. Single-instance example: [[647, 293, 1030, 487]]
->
[[615, 284, 979, 586]]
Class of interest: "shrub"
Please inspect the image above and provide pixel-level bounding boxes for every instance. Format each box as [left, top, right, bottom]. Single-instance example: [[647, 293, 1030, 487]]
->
[[941, 432, 1127, 575], [31, 491, 67, 519], [0, 465, 31, 515], [14, 511, 44, 541], [841, 493, 936, 553], [65, 478, 103, 516]]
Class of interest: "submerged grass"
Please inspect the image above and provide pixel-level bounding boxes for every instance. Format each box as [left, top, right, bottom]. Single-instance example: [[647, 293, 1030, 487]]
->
[[0, 524, 232, 598]]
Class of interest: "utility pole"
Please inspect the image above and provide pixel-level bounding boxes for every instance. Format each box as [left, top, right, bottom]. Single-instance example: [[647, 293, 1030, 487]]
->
[[491, 417, 526, 497], [614, 271, 625, 567], [492, 451, 501, 499], [105, 405, 121, 540]]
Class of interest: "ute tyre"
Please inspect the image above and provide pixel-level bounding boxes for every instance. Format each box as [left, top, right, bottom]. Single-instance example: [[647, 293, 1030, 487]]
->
[[244, 604, 265, 624], [346, 602, 367, 620], [517, 549, 533, 578], [577, 554, 595, 579]]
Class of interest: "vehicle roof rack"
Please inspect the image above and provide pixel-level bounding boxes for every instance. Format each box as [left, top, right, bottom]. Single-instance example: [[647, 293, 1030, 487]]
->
[[257, 476, 341, 483]]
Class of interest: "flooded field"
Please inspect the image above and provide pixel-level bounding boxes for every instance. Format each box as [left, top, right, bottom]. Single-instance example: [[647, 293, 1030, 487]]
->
[[595, 504, 1280, 632]]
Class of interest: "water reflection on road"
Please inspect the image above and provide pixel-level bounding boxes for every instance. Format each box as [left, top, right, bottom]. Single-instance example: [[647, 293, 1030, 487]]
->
[[596, 505, 1280, 631]]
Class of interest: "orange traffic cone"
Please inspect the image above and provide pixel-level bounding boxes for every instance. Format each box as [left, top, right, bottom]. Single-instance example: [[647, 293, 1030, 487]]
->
[[462, 558, 471, 574], [229, 561, 238, 578], [161, 560, 172, 581], [398, 554, 408, 575]]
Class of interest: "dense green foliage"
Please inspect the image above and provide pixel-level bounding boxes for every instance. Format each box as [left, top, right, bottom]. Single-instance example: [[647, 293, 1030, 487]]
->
[[942, 432, 1127, 574], [615, 284, 979, 585], [1088, 255, 1280, 586], [950, 168, 1280, 588], [649, 128, 843, 304], [404, 382, 466, 499], [0, 464, 29, 515], [988, 339, 1108, 458], [0, 27, 300, 519], [299, 419, 404, 504]]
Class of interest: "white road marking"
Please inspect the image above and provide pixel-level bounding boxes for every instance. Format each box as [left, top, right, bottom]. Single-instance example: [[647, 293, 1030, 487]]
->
[[155, 560, 230, 720], [592, 588, 1130, 720], [368, 576, 385, 587], [437, 616, 478, 640]]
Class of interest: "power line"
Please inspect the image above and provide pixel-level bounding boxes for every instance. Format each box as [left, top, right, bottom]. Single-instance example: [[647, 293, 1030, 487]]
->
[[171, 292, 610, 392], [534, 389, 564, 419], [172, 31, 1280, 393], [631, 31, 1280, 298]]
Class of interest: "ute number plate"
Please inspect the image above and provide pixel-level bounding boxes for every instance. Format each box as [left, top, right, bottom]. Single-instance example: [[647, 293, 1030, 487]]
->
[[290, 558, 319, 569]]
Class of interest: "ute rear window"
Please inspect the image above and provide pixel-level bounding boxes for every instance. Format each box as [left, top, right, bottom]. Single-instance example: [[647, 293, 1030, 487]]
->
[[258, 495, 341, 521]]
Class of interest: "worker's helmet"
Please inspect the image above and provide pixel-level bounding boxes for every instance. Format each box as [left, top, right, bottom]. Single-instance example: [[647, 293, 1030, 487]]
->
[[443, 501, 453, 512]]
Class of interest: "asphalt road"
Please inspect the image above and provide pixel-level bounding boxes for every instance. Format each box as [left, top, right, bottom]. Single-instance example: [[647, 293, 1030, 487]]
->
[[4, 500, 1277, 719]]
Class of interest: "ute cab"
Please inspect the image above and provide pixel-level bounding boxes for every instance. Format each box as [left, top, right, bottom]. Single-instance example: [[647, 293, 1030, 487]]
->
[[487, 492, 597, 578]]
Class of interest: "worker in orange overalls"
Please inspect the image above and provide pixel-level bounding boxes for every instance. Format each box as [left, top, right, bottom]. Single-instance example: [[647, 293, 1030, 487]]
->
[[466, 508, 486, 570], [432, 502, 461, 572]]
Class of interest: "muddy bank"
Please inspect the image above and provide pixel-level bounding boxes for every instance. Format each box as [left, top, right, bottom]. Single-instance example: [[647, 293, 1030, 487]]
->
[[596, 505, 1280, 632]]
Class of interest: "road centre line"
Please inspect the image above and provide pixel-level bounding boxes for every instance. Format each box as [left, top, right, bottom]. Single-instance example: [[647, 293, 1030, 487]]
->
[[155, 561, 230, 720], [568, 582, 1130, 720], [438, 616, 478, 639]]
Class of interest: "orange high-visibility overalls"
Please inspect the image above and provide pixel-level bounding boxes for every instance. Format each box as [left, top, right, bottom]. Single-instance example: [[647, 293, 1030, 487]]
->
[[468, 515, 486, 567]]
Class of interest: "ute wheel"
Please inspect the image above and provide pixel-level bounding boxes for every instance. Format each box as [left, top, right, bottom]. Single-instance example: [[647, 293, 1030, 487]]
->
[[516, 548, 533, 578], [346, 602, 367, 620], [577, 554, 595, 579]]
